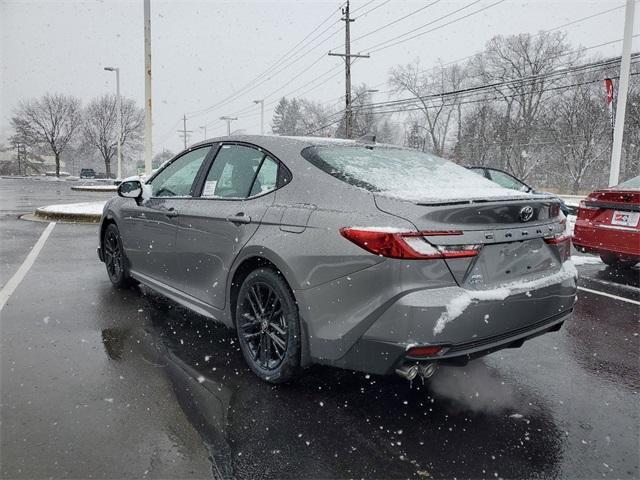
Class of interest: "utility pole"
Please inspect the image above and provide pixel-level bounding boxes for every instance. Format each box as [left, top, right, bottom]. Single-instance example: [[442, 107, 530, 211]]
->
[[220, 116, 238, 136], [15, 143, 22, 176], [143, 0, 153, 175], [609, 0, 635, 186], [200, 125, 207, 140], [253, 100, 265, 135], [177, 114, 193, 149], [328, 0, 369, 139], [104, 66, 121, 179]]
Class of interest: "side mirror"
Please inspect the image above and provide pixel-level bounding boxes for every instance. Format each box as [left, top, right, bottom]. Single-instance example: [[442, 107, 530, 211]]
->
[[118, 180, 143, 199]]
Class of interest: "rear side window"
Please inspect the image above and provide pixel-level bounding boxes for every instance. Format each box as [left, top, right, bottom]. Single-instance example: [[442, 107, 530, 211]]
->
[[249, 156, 278, 196], [202, 144, 282, 199]]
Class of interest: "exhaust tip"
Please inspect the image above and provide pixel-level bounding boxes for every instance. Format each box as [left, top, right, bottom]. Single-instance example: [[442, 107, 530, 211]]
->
[[418, 362, 437, 379], [396, 364, 419, 381]]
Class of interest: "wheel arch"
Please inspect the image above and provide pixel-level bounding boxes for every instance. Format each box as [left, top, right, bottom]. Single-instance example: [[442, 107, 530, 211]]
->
[[99, 212, 117, 254], [228, 250, 311, 367]]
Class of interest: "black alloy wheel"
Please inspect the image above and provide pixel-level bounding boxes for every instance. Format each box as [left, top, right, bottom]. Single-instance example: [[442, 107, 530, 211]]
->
[[103, 223, 133, 288], [236, 268, 301, 383]]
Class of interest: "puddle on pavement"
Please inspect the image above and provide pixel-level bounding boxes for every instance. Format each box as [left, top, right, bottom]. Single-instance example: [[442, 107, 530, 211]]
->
[[98, 287, 564, 479]]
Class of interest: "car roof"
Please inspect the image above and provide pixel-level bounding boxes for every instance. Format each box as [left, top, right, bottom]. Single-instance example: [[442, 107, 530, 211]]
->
[[192, 134, 356, 151], [191, 135, 404, 162]]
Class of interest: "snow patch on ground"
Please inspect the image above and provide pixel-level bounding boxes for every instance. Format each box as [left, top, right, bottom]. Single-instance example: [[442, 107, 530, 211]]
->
[[39, 201, 106, 215], [572, 255, 602, 266], [558, 195, 584, 208], [566, 214, 576, 236], [433, 260, 578, 335], [73, 185, 117, 191]]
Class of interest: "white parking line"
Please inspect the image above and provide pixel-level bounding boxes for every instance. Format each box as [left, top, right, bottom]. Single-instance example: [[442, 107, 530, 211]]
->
[[577, 286, 640, 306], [0, 222, 56, 312]]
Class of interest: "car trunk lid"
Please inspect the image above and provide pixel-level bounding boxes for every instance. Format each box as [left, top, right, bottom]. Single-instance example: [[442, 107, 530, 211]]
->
[[374, 194, 566, 288]]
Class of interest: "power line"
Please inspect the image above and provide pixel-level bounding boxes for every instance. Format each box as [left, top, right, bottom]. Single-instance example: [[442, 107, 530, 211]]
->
[[186, 3, 346, 119], [303, 68, 640, 135], [363, 53, 640, 111], [338, 0, 442, 48], [416, 2, 631, 78], [366, 0, 508, 54]]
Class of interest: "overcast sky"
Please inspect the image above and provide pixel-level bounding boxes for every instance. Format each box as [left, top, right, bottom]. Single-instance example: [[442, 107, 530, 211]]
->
[[1, 0, 637, 155]]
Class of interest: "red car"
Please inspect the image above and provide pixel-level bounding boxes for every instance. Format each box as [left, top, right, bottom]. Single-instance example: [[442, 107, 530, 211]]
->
[[573, 175, 640, 268]]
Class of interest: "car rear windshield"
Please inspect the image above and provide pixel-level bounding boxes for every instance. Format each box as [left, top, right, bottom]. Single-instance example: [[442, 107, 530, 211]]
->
[[301, 145, 521, 202], [616, 175, 640, 190]]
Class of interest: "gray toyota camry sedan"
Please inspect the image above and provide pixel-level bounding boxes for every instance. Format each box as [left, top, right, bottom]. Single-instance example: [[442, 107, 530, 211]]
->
[[98, 135, 577, 383]]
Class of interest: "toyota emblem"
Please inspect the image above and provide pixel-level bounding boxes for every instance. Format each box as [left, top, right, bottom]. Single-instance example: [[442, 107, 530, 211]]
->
[[519, 206, 534, 222]]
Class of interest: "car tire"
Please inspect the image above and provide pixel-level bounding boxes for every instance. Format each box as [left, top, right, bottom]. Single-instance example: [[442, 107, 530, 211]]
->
[[600, 252, 638, 269], [235, 267, 301, 383], [103, 223, 135, 288]]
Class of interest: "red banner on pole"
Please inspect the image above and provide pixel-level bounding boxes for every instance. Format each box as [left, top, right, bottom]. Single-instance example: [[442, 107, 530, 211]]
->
[[605, 78, 614, 129]]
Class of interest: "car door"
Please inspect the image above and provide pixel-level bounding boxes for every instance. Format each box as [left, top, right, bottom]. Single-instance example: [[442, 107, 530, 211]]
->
[[173, 143, 281, 308], [119, 145, 213, 285]]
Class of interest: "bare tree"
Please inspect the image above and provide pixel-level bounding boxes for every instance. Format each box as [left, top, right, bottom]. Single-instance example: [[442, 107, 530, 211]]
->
[[335, 84, 378, 138], [82, 94, 144, 176], [470, 32, 580, 180], [544, 72, 610, 193], [389, 60, 465, 156], [622, 63, 640, 181], [10, 93, 81, 176], [299, 99, 335, 137], [455, 98, 502, 166]]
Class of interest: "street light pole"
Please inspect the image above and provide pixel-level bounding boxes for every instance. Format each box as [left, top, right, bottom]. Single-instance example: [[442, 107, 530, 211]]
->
[[253, 100, 264, 135], [143, 0, 153, 175], [104, 66, 122, 179], [220, 116, 238, 136]]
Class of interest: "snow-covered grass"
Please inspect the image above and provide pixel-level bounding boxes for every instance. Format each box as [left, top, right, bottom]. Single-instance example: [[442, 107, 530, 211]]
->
[[39, 201, 106, 215]]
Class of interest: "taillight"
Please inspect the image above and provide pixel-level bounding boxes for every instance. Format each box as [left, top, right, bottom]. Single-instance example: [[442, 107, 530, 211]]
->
[[339, 227, 480, 260], [544, 233, 571, 245], [577, 200, 599, 221], [544, 232, 571, 260]]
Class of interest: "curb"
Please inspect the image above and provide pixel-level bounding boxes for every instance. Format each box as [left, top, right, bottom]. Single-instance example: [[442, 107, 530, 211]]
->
[[33, 207, 102, 223], [70, 185, 118, 192]]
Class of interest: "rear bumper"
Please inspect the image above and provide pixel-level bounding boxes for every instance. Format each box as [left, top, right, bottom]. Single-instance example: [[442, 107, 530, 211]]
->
[[337, 308, 571, 374], [298, 258, 577, 375], [573, 223, 640, 258]]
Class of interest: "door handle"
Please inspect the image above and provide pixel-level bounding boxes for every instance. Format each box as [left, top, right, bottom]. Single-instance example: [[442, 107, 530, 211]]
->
[[227, 212, 251, 224], [165, 208, 179, 218]]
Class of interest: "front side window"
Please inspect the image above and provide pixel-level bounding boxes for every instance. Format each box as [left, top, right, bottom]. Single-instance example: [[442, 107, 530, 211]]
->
[[150, 146, 211, 197], [202, 144, 277, 199]]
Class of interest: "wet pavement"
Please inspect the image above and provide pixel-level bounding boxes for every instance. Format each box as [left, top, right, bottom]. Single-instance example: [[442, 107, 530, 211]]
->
[[1, 179, 639, 479]]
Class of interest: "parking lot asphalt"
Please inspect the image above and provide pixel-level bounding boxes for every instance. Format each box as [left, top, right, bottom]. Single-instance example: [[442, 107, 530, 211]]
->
[[1, 178, 638, 479]]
